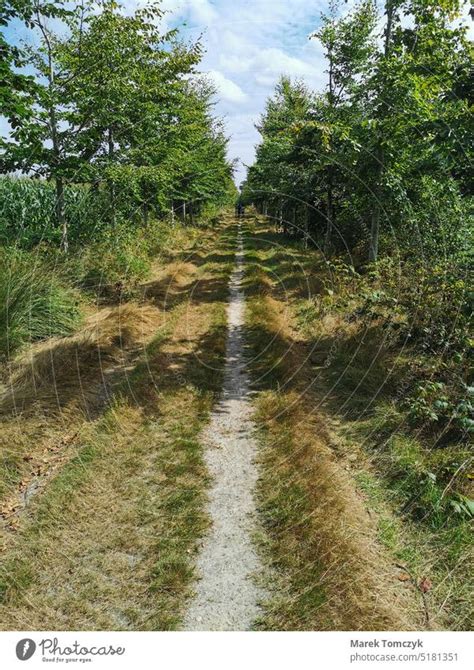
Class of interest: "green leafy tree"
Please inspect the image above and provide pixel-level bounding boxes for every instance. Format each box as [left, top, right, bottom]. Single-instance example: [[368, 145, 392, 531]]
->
[[247, 0, 471, 263], [366, 0, 469, 261], [56, 0, 202, 226], [1, 0, 233, 248], [243, 77, 313, 235], [0, 1, 36, 124], [308, 0, 376, 250], [1, 0, 76, 250]]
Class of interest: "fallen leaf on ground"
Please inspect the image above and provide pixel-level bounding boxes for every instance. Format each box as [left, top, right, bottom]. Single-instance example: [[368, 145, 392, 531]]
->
[[419, 577, 432, 593]]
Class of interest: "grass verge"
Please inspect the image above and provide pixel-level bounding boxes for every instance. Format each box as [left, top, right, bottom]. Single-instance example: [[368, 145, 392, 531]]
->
[[0, 216, 236, 629], [243, 214, 472, 631]]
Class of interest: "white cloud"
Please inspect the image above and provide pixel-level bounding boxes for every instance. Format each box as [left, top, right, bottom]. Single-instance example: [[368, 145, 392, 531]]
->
[[257, 48, 314, 75], [208, 70, 248, 103], [183, 0, 218, 24], [159, 0, 218, 25], [219, 53, 253, 73]]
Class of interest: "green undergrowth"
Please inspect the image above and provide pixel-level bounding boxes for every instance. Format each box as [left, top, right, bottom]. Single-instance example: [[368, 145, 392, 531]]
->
[[0, 247, 82, 359], [244, 216, 473, 630], [0, 217, 224, 364]]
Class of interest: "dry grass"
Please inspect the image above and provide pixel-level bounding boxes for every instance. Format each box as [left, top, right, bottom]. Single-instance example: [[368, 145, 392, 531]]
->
[[1, 303, 161, 417], [244, 216, 428, 630], [256, 390, 423, 630], [0, 217, 235, 629], [0, 393, 209, 630], [0, 302, 164, 529], [245, 215, 473, 632], [248, 297, 421, 630]]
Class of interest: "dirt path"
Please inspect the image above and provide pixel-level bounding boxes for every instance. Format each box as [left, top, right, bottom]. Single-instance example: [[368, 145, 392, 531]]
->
[[183, 224, 266, 631]]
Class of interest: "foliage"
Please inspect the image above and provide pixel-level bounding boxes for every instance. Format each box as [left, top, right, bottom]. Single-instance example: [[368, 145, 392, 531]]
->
[[405, 381, 474, 437], [0, 0, 235, 250], [312, 251, 473, 438], [243, 0, 472, 262]]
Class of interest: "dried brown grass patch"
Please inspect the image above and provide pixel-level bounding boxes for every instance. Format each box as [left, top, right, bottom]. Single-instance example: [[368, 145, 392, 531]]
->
[[0, 214, 233, 629], [0, 303, 161, 416], [257, 390, 421, 630], [246, 234, 422, 630], [0, 398, 209, 630], [0, 302, 163, 533], [141, 261, 198, 306]]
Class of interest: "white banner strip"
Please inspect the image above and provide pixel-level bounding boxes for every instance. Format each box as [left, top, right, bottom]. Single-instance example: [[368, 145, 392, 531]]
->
[[0, 631, 472, 670]]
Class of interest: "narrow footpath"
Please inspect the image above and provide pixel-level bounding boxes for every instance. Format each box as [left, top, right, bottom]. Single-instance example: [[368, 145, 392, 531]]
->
[[183, 224, 266, 631]]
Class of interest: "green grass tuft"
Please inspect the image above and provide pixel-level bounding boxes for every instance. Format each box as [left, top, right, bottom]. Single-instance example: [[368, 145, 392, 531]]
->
[[0, 247, 82, 359]]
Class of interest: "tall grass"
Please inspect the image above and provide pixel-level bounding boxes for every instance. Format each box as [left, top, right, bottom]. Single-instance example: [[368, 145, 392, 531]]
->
[[0, 248, 82, 359]]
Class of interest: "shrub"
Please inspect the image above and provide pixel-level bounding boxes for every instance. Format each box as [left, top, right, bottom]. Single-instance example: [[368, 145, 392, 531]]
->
[[405, 380, 474, 438], [71, 224, 152, 299]]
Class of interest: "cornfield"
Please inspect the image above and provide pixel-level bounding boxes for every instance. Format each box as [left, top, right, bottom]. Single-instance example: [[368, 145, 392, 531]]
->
[[0, 177, 106, 248]]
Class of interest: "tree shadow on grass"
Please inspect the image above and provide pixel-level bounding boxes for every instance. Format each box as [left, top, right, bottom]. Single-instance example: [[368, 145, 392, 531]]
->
[[0, 228, 235, 421], [243, 226, 398, 425]]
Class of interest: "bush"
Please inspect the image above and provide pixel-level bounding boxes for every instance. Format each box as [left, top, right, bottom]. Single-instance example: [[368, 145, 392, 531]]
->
[[0, 248, 82, 359], [312, 250, 473, 440], [71, 224, 152, 299], [380, 433, 474, 528], [405, 380, 474, 438]]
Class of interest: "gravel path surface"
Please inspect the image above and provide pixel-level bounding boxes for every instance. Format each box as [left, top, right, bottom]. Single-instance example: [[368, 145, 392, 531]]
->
[[183, 225, 266, 631]]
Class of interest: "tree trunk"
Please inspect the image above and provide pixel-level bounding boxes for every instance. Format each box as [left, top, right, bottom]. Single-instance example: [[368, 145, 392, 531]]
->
[[325, 30, 336, 256], [56, 177, 67, 253], [369, 145, 384, 262], [37, 10, 67, 250], [142, 200, 149, 227], [325, 174, 334, 254], [171, 201, 175, 225], [108, 127, 116, 227], [304, 204, 309, 249], [369, 206, 380, 262], [369, 0, 395, 263]]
